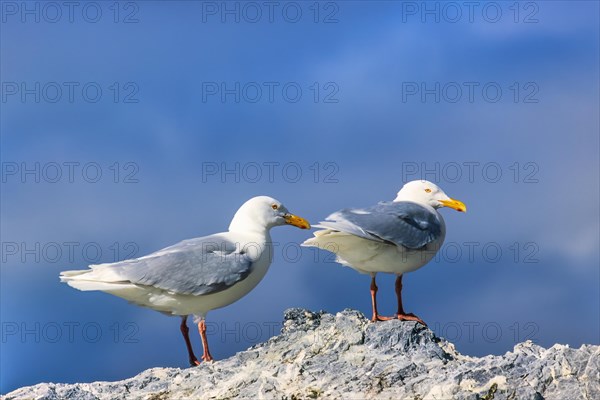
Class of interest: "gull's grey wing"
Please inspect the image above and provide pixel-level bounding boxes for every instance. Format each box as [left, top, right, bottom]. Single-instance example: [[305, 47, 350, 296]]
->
[[102, 235, 253, 296], [318, 201, 442, 249]]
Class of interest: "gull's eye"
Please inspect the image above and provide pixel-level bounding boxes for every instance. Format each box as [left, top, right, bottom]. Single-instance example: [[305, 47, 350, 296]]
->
[[271, 204, 279, 210], [424, 188, 432, 193]]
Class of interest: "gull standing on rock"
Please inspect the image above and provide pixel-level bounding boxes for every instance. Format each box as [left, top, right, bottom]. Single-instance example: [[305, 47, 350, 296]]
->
[[302, 180, 466, 325], [61, 196, 310, 365]]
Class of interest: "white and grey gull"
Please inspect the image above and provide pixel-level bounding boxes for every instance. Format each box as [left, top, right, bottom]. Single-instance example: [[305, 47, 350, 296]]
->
[[302, 180, 466, 325], [61, 196, 310, 365]]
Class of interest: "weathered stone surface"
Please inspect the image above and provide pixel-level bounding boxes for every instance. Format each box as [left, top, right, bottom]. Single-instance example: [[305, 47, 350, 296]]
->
[[5, 308, 598, 400]]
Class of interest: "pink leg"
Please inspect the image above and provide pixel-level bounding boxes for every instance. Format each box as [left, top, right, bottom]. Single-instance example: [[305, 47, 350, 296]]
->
[[395, 275, 427, 326], [370, 275, 393, 322], [198, 319, 214, 362], [180, 316, 200, 366]]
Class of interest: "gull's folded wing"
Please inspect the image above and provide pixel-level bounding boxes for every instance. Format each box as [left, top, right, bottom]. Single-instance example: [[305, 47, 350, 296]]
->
[[317, 201, 442, 250], [61, 235, 254, 296]]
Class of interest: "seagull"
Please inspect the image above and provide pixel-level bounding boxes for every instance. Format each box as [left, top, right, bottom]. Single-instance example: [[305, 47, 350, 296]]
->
[[302, 180, 466, 325], [60, 196, 310, 365]]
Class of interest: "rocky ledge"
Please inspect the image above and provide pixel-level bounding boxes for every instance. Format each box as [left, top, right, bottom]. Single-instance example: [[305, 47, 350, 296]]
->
[[4, 309, 599, 400]]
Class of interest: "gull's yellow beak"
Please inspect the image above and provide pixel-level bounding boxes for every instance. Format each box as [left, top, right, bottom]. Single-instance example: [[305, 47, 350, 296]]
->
[[284, 214, 311, 229], [439, 198, 467, 213]]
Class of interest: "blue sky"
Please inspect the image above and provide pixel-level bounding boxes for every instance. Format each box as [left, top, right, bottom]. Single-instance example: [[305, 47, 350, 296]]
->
[[1, 0, 599, 394]]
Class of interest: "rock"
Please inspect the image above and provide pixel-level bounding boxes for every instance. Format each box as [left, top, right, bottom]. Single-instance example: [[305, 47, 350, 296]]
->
[[4, 308, 598, 400]]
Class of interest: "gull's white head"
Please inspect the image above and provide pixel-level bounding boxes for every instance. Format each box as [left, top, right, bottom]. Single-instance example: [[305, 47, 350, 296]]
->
[[229, 196, 310, 233], [394, 180, 467, 212]]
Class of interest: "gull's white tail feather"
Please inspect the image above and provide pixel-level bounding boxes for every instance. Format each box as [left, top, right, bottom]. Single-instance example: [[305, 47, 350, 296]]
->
[[59, 269, 89, 278], [60, 263, 129, 291], [63, 279, 134, 292]]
